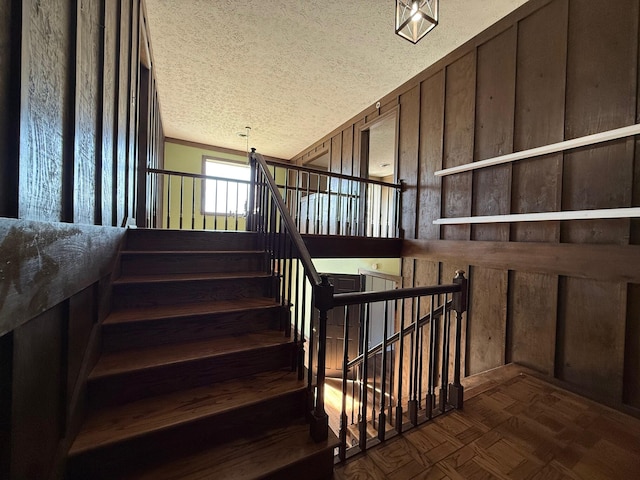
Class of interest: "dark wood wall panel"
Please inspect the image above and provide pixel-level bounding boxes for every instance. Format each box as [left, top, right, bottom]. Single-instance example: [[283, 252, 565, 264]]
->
[[561, 0, 638, 245], [293, 0, 640, 411], [507, 271, 557, 375], [0, 0, 15, 218], [341, 126, 353, 176], [624, 284, 640, 408], [467, 266, 507, 375], [19, 0, 71, 222], [471, 27, 516, 242], [511, 0, 567, 243], [0, 332, 11, 479], [67, 285, 96, 398], [116, 0, 131, 227], [398, 86, 420, 240], [101, 0, 118, 226], [73, 0, 101, 224], [417, 71, 444, 240], [127, 0, 140, 223], [11, 305, 63, 480], [441, 51, 475, 241], [330, 132, 341, 174], [557, 277, 625, 404]]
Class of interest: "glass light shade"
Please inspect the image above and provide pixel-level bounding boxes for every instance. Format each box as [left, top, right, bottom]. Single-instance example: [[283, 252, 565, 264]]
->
[[395, 0, 439, 44]]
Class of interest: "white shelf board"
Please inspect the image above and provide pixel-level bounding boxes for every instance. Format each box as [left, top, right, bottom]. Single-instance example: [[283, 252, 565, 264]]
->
[[434, 123, 640, 177], [433, 207, 640, 225]]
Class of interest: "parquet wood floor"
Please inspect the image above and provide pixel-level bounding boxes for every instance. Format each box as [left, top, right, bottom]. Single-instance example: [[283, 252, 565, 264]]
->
[[333, 366, 640, 479]]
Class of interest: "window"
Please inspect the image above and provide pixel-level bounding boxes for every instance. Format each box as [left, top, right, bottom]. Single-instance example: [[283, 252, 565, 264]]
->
[[203, 157, 251, 214]]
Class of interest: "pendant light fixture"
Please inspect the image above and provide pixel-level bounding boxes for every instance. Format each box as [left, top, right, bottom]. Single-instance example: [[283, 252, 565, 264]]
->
[[395, 0, 439, 44]]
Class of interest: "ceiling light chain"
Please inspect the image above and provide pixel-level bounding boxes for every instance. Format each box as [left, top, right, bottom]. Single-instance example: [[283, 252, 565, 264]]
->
[[395, 0, 439, 44]]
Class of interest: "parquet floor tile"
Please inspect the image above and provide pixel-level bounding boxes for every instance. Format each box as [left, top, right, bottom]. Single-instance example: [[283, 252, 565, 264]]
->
[[334, 367, 640, 479]]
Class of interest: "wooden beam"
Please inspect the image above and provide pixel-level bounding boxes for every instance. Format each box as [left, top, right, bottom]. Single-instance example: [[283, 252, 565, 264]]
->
[[302, 234, 402, 259], [402, 239, 640, 283]]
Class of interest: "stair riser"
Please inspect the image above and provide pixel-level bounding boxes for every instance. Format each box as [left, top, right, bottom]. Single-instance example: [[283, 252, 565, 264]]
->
[[126, 230, 259, 251], [112, 277, 271, 310], [120, 252, 267, 276], [89, 343, 295, 408], [102, 307, 286, 352], [264, 447, 335, 480], [67, 390, 307, 480]]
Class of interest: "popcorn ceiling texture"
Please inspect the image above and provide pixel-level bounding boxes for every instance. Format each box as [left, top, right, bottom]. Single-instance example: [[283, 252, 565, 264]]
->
[[145, 0, 529, 160]]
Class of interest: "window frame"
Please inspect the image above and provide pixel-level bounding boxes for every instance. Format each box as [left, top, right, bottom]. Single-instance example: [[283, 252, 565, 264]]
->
[[201, 155, 251, 216]]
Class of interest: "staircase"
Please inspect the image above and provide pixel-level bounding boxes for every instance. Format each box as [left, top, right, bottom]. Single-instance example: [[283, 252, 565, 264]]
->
[[66, 229, 338, 480]]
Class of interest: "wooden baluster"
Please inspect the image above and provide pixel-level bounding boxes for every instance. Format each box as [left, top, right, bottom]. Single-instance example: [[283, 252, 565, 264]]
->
[[191, 177, 195, 230], [426, 295, 436, 419], [339, 305, 350, 461], [179, 176, 184, 229], [378, 300, 390, 441], [359, 302, 370, 451], [409, 298, 419, 425], [440, 293, 451, 412], [449, 270, 467, 409], [166, 174, 171, 228]]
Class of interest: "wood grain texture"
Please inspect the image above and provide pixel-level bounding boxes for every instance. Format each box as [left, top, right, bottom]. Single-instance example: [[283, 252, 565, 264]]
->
[[624, 284, 640, 408], [398, 85, 420, 240], [11, 305, 63, 480], [511, 0, 567, 243], [19, 0, 71, 222], [0, 331, 11, 479], [467, 266, 508, 375], [115, 0, 129, 226], [403, 239, 640, 283], [73, 0, 101, 224], [341, 125, 353, 176], [507, 271, 558, 376], [0, 218, 124, 336], [102, 0, 117, 226], [417, 71, 444, 240], [471, 26, 516, 242], [556, 277, 625, 404], [67, 285, 97, 396], [336, 367, 640, 480], [441, 51, 475, 241], [561, 0, 639, 244], [0, 0, 15, 218]]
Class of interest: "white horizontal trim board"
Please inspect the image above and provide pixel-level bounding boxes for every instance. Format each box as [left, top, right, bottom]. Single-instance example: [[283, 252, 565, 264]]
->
[[433, 207, 640, 225], [434, 123, 640, 177]]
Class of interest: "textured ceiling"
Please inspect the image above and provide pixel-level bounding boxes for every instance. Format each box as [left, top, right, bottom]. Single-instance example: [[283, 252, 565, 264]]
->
[[145, 0, 529, 160]]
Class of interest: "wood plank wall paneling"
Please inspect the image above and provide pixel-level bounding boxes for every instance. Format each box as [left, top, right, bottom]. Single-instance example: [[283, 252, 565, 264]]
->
[[441, 51, 475, 241], [399, 86, 420, 240], [556, 277, 626, 404], [341, 126, 353, 176], [506, 271, 557, 375], [102, 0, 117, 226], [561, 0, 638, 245], [11, 305, 64, 480], [417, 71, 444, 240], [0, 0, 14, 218], [511, 0, 567, 243], [19, 0, 70, 222], [471, 27, 516, 243], [0, 218, 125, 336], [0, 331, 11, 479], [116, 0, 130, 226], [467, 266, 508, 375], [74, 0, 101, 224], [293, 0, 640, 410], [624, 284, 640, 408]]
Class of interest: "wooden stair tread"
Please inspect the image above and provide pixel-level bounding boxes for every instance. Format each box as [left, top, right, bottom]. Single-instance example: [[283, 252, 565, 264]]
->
[[90, 331, 292, 378], [123, 422, 339, 480], [70, 370, 304, 455], [113, 271, 270, 285], [103, 298, 280, 325]]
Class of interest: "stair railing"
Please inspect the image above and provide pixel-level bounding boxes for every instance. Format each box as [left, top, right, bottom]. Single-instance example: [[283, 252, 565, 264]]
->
[[247, 149, 468, 451], [333, 273, 467, 460]]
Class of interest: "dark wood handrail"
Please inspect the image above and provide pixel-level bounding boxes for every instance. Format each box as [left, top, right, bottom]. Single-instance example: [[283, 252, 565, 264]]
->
[[266, 161, 401, 189], [147, 167, 251, 185], [251, 151, 322, 287], [332, 283, 461, 307]]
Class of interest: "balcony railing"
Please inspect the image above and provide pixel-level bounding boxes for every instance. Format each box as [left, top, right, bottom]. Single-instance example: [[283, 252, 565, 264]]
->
[[144, 160, 402, 238]]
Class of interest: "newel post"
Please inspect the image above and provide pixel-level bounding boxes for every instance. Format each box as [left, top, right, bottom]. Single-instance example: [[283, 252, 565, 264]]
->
[[449, 270, 468, 409], [310, 275, 333, 442], [246, 148, 257, 231]]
